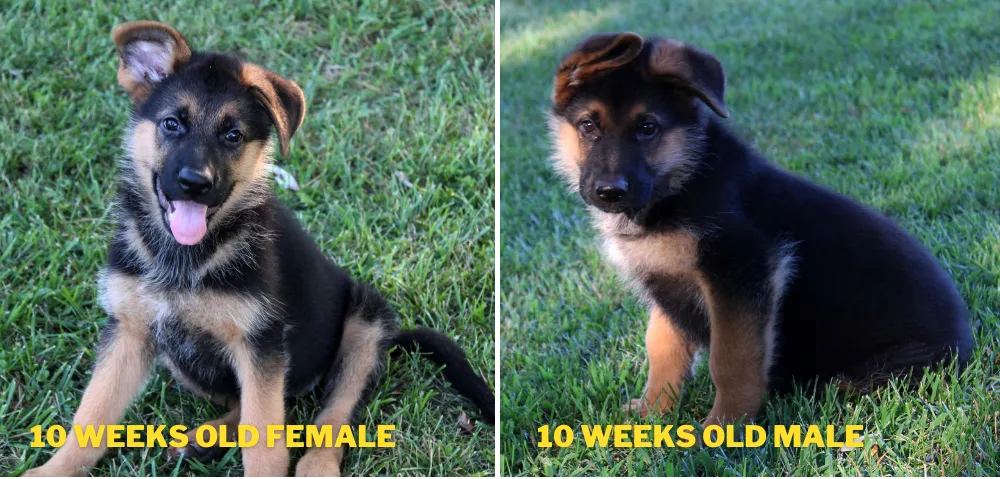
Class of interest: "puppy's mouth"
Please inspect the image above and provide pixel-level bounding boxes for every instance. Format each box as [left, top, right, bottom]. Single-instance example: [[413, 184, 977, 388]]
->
[[583, 192, 646, 216], [154, 174, 224, 246], [592, 203, 633, 215]]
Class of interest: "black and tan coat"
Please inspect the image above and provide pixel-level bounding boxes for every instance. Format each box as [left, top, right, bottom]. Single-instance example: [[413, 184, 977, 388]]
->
[[548, 32, 974, 426], [24, 21, 493, 477]]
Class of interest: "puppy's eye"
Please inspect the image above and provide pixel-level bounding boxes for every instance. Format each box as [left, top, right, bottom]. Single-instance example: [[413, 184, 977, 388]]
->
[[161, 117, 180, 132], [225, 130, 244, 144], [638, 121, 658, 139], [578, 120, 597, 135]]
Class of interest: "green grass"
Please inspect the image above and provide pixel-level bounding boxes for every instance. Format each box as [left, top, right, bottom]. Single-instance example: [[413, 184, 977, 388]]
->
[[0, 0, 494, 476], [499, 0, 1000, 476]]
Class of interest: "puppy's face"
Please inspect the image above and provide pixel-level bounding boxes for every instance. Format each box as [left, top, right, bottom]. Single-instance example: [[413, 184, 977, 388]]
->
[[549, 33, 728, 215], [113, 21, 306, 246]]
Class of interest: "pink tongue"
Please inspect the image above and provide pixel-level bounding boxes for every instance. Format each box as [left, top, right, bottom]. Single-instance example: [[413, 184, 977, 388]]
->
[[169, 201, 209, 245]]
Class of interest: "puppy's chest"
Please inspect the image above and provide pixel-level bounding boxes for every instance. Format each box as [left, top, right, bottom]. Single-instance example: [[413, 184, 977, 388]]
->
[[102, 270, 271, 336], [100, 270, 276, 393], [602, 230, 701, 283], [155, 314, 240, 396], [602, 230, 711, 343]]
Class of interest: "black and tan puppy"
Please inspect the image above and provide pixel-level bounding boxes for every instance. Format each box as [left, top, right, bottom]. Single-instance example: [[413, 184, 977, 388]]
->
[[548, 32, 974, 426], [24, 21, 493, 477]]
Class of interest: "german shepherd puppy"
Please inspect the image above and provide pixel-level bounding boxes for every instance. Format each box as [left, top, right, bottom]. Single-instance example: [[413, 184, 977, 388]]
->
[[548, 32, 974, 426], [24, 21, 493, 477]]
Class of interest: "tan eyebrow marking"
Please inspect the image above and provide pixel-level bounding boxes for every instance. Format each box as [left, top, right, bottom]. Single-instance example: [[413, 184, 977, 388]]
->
[[573, 99, 613, 128], [628, 103, 648, 119], [628, 103, 666, 126], [177, 93, 199, 119], [215, 102, 240, 127]]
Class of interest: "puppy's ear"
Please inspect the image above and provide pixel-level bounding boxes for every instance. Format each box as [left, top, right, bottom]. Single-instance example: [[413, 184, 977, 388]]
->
[[553, 32, 643, 108], [240, 64, 307, 157], [112, 21, 192, 103], [648, 38, 728, 118]]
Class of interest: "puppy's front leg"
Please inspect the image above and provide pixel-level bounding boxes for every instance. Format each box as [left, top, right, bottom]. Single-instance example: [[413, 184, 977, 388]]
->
[[24, 318, 153, 476], [231, 343, 289, 477], [627, 306, 696, 417]]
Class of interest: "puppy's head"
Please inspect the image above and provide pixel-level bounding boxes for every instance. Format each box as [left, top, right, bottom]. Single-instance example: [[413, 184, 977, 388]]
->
[[113, 21, 306, 246], [548, 33, 727, 215]]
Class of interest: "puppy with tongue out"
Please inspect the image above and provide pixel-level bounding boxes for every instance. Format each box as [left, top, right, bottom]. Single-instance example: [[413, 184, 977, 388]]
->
[[169, 201, 208, 245], [156, 165, 216, 246], [24, 20, 504, 479]]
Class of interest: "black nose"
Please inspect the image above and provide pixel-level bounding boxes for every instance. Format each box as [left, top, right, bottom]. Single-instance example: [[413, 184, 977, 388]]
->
[[177, 167, 213, 197], [595, 177, 628, 202]]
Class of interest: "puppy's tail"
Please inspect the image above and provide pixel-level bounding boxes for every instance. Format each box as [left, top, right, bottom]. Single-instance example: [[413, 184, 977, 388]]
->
[[392, 328, 495, 424]]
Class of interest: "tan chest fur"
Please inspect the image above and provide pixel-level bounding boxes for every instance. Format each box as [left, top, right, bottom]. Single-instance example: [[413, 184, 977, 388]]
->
[[98, 270, 271, 346], [600, 226, 701, 284]]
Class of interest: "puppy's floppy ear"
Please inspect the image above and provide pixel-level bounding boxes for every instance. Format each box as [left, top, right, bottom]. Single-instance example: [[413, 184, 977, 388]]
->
[[112, 21, 191, 103], [648, 38, 728, 118], [240, 64, 307, 157], [553, 32, 643, 108]]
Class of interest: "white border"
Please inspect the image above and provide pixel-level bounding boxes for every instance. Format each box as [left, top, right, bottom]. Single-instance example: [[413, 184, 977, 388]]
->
[[492, 0, 502, 476]]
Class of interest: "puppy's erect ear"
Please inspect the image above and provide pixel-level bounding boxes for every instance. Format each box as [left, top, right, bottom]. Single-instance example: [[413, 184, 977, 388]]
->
[[553, 32, 643, 108], [112, 21, 191, 103], [648, 38, 728, 118], [240, 64, 307, 157]]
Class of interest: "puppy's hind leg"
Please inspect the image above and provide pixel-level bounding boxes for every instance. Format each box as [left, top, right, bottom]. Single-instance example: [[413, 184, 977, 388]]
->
[[168, 396, 241, 463], [295, 284, 395, 477]]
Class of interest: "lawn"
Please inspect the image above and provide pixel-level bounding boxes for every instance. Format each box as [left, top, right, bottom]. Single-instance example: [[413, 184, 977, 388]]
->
[[0, 0, 494, 476], [499, 0, 1000, 476]]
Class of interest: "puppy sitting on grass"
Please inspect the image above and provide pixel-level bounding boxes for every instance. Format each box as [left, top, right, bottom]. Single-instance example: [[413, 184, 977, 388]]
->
[[548, 32, 974, 426], [24, 21, 493, 477]]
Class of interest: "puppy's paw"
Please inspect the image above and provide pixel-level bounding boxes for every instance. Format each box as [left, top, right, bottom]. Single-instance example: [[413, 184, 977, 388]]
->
[[22, 465, 81, 477], [625, 394, 678, 417], [295, 450, 341, 477], [243, 447, 290, 477], [702, 406, 753, 428], [168, 441, 231, 464], [701, 414, 723, 428], [623, 398, 651, 417], [167, 425, 233, 464]]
